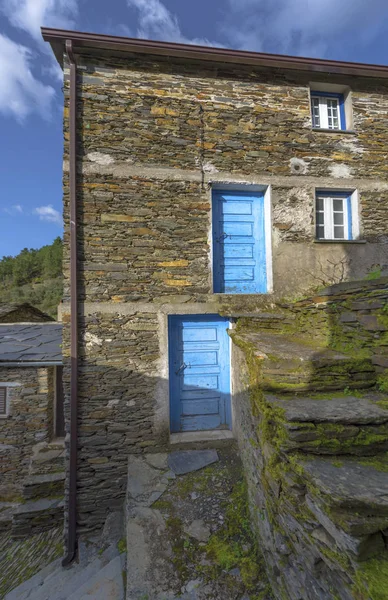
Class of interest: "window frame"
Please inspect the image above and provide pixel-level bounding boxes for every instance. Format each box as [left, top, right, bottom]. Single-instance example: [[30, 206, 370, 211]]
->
[[311, 91, 346, 131], [315, 192, 354, 241], [0, 385, 9, 418], [54, 365, 65, 438]]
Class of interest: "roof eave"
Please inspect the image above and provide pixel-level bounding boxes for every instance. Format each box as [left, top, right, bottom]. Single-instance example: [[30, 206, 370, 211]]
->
[[41, 27, 388, 79]]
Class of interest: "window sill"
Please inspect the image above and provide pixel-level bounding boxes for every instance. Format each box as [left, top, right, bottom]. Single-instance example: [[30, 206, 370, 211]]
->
[[311, 128, 356, 135], [314, 239, 366, 244]]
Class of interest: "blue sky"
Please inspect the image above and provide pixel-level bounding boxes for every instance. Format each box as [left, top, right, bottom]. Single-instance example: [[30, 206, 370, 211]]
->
[[1, 0, 388, 259]]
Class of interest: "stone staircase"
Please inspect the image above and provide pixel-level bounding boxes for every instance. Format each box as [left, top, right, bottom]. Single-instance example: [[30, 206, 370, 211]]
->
[[265, 391, 388, 455], [4, 539, 126, 600], [230, 310, 388, 600], [231, 329, 376, 392], [10, 441, 65, 539]]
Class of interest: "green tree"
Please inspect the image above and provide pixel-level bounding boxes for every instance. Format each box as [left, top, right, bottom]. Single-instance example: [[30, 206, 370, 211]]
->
[[0, 238, 63, 317]]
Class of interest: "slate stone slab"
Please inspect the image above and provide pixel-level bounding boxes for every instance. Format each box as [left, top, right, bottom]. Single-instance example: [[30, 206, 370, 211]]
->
[[168, 450, 219, 475], [266, 393, 388, 425], [300, 458, 388, 513], [0, 324, 62, 363]]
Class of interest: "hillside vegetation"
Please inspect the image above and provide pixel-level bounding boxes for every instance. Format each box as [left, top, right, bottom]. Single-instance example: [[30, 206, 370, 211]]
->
[[0, 237, 63, 318]]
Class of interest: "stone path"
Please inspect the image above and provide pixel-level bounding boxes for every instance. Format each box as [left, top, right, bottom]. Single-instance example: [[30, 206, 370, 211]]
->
[[4, 515, 126, 600], [4, 446, 272, 600], [0, 527, 63, 598], [125, 444, 273, 600]]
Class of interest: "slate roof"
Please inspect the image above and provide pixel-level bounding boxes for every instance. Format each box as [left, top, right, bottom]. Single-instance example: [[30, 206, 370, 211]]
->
[[0, 323, 62, 364]]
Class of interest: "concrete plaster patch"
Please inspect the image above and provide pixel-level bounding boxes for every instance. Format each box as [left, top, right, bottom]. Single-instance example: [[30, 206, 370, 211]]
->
[[86, 152, 115, 165]]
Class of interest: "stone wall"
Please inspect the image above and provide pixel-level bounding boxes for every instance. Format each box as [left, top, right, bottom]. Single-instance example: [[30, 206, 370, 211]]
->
[[62, 309, 163, 531], [63, 53, 388, 304], [0, 367, 54, 501], [231, 278, 388, 600]]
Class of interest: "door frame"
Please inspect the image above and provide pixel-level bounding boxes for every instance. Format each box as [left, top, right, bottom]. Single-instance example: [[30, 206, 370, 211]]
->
[[168, 314, 232, 434], [210, 184, 273, 294]]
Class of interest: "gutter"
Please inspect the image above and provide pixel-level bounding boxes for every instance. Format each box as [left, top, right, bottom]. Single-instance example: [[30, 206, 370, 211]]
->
[[42, 27, 388, 79], [0, 361, 63, 367], [62, 38, 78, 568]]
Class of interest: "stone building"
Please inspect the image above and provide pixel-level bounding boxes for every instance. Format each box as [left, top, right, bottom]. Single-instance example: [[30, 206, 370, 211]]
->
[[0, 321, 65, 537], [43, 28, 388, 599]]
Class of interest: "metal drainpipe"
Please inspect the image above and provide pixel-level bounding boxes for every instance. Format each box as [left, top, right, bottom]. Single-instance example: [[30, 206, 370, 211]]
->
[[62, 38, 78, 567]]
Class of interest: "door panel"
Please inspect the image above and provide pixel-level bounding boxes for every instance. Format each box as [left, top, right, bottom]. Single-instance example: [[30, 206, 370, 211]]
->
[[212, 191, 267, 294], [169, 315, 231, 433]]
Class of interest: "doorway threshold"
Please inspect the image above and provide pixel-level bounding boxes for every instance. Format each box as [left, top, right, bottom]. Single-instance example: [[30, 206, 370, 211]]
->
[[170, 430, 234, 445]]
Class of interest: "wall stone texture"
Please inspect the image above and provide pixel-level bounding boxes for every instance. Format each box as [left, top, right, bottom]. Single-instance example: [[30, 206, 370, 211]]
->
[[0, 367, 54, 501]]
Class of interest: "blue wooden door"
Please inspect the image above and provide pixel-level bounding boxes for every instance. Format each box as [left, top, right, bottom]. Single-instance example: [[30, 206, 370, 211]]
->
[[169, 315, 231, 433], [212, 190, 267, 293]]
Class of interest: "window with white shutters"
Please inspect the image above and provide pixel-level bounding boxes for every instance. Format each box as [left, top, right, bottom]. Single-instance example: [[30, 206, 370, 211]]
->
[[311, 92, 345, 130], [315, 192, 358, 241]]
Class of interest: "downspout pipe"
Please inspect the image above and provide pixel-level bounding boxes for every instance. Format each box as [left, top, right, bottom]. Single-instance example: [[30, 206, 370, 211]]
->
[[62, 38, 78, 567]]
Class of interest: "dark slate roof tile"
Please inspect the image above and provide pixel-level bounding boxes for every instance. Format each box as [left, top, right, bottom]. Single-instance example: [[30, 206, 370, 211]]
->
[[0, 324, 62, 363]]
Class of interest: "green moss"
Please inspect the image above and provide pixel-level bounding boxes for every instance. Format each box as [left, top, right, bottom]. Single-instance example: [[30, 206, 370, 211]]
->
[[152, 499, 173, 511], [353, 556, 388, 600], [377, 372, 388, 394], [319, 544, 351, 571], [172, 465, 216, 498], [365, 268, 382, 280], [117, 538, 126, 554], [359, 453, 388, 472], [205, 480, 267, 590]]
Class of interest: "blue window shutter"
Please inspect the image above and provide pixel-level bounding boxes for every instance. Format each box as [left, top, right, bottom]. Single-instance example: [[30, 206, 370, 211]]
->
[[347, 195, 352, 240], [339, 94, 346, 130]]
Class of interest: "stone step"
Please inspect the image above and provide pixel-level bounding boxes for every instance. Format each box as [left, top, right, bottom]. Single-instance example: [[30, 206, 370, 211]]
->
[[11, 498, 64, 539], [292, 456, 388, 561], [231, 330, 376, 392], [22, 473, 65, 501], [0, 502, 19, 533], [266, 392, 388, 455], [29, 441, 65, 476], [234, 312, 291, 331], [5, 543, 124, 600]]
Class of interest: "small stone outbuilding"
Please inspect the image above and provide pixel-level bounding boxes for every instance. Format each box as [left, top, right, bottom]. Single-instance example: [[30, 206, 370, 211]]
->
[[0, 320, 65, 537]]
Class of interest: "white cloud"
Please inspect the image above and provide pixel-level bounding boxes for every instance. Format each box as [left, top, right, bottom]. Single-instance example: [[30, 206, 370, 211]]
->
[[126, 0, 223, 46], [3, 204, 24, 215], [221, 0, 388, 57], [1, 0, 78, 42], [0, 34, 55, 121], [34, 205, 62, 224]]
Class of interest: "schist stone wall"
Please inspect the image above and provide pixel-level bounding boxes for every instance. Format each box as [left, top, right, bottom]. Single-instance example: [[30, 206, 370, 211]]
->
[[60, 52, 388, 531], [0, 367, 55, 501]]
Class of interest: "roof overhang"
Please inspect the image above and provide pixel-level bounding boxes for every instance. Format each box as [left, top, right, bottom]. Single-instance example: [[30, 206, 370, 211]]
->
[[0, 361, 63, 367], [41, 27, 388, 80]]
